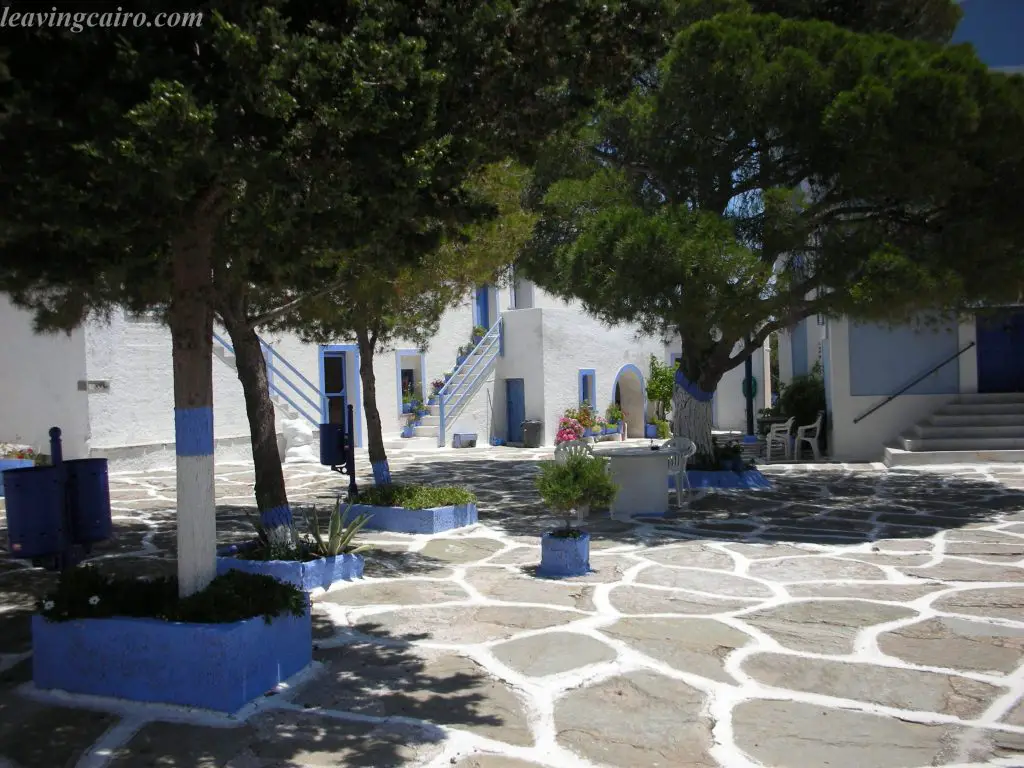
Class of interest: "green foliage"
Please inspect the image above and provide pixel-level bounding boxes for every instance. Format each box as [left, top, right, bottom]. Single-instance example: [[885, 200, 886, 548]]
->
[[646, 356, 675, 420], [355, 484, 475, 509], [304, 500, 372, 557], [605, 403, 624, 424], [38, 567, 306, 624], [776, 369, 826, 430], [655, 420, 672, 439], [472, 325, 488, 338], [535, 454, 618, 531], [564, 402, 599, 431], [522, 0, 1024, 453]]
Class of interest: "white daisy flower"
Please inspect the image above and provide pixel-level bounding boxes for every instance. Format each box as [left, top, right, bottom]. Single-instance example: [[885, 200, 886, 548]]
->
[[43, 601, 54, 610], [88, 596, 100, 606]]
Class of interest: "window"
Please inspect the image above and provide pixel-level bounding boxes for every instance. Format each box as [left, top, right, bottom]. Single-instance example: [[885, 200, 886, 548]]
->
[[578, 369, 596, 406]]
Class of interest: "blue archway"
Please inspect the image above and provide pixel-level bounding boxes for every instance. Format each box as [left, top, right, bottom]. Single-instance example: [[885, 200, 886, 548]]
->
[[611, 363, 647, 438]]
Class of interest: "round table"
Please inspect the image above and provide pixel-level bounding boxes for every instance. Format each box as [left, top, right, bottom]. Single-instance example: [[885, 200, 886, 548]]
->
[[592, 445, 670, 516]]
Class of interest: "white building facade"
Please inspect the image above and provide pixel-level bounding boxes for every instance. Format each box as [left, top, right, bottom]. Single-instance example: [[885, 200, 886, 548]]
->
[[0, 277, 770, 466]]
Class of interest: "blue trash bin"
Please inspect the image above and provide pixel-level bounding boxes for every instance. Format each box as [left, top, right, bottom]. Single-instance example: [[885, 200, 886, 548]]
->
[[65, 458, 112, 544], [319, 423, 347, 466], [4, 466, 65, 558]]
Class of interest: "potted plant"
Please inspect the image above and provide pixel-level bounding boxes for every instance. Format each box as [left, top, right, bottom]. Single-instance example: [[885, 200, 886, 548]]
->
[[33, 566, 310, 712], [534, 453, 618, 577], [443, 369, 454, 382], [471, 324, 487, 344], [401, 393, 414, 414], [349, 484, 478, 534], [218, 498, 372, 591], [429, 378, 445, 405], [567, 402, 600, 437], [0, 444, 40, 496], [605, 404, 623, 433], [717, 441, 746, 472], [412, 396, 429, 417], [455, 344, 470, 366], [555, 416, 584, 445]]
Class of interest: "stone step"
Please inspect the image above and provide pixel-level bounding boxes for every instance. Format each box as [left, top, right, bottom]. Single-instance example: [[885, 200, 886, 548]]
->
[[911, 424, 1024, 440], [419, 415, 440, 427], [956, 392, 1024, 405], [934, 402, 1024, 416], [929, 413, 1024, 427], [899, 436, 1024, 451], [884, 446, 1024, 466], [413, 424, 439, 438]]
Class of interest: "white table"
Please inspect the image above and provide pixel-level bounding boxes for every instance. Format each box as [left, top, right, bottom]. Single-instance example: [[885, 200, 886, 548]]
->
[[593, 445, 670, 516]]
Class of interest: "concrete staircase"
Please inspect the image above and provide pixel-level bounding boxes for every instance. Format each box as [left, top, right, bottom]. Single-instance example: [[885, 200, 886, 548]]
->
[[884, 393, 1024, 466]]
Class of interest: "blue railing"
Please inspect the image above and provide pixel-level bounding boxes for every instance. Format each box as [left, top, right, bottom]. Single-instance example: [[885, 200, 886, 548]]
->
[[438, 317, 503, 447], [212, 331, 320, 427]]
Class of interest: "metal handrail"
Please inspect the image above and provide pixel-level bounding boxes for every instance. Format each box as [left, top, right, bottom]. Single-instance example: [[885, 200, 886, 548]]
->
[[852, 341, 976, 424], [212, 331, 320, 427], [438, 317, 503, 446]]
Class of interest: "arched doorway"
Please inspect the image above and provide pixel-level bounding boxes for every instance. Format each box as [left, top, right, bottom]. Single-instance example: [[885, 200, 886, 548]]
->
[[611, 364, 647, 438]]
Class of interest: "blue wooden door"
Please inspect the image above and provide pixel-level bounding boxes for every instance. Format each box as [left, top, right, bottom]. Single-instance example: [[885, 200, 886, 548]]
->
[[977, 310, 1024, 393], [321, 352, 347, 428], [506, 379, 525, 442], [475, 286, 490, 328]]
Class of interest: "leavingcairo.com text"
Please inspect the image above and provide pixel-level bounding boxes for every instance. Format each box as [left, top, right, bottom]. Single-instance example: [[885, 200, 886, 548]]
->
[[0, 6, 204, 33]]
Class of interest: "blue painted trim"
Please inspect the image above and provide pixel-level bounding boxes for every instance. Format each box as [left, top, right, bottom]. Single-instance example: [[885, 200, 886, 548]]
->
[[350, 502, 478, 535], [578, 368, 596, 406], [318, 344, 363, 448], [791, 319, 809, 377], [32, 608, 312, 713], [670, 469, 771, 489], [675, 369, 714, 402], [174, 407, 214, 456], [260, 504, 292, 529], [371, 460, 392, 485], [538, 531, 590, 577], [394, 348, 426, 415], [612, 363, 649, 420], [217, 552, 364, 591]]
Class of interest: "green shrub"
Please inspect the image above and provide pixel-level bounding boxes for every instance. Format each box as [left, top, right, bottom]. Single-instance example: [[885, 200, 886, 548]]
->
[[303, 499, 371, 556], [605, 403, 624, 424], [646, 355, 674, 421], [535, 453, 618, 533], [776, 366, 825, 429], [655, 419, 671, 439], [355, 483, 475, 509], [38, 567, 306, 624]]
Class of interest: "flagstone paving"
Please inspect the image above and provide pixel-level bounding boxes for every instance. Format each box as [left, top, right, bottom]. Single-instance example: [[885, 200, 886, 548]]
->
[[1, 447, 1023, 766]]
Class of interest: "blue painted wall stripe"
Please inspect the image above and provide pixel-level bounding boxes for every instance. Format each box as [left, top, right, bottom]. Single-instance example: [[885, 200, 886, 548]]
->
[[174, 407, 214, 457]]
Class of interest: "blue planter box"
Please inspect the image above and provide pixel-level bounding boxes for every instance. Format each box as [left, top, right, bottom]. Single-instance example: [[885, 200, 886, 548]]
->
[[584, 428, 600, 437], [216, 551, 364, 592], [32, 607, 312, 713], [401, 426, 414, 438], [645, 424, 658, 439], [0, 458, 34, 496], [401, 403, 413, 414], [348, 502, 477, 535], [670, 469, 772, 490], [604, 424, 620, 435], [538, 531, 590, 577]]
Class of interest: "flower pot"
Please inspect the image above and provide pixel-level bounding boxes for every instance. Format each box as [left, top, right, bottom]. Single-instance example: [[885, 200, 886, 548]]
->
[[456, 354, 468, 366], [0, 458, 35, 496], [401, 403, 412, 414], [538, 530, 590, 577], [471, 334, 483, 344], [428, 396, 438, 405]]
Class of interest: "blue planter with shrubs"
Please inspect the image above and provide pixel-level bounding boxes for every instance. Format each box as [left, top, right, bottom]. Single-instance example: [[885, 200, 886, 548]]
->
[[538, 532, 590, 577]]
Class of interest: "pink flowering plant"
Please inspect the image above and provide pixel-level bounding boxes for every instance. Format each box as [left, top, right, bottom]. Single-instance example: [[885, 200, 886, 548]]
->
[[555, 417, 584, 444]]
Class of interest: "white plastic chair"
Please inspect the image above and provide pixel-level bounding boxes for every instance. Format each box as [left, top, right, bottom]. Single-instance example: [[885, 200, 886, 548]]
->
[[795, 411, 824, 461], [554, 439, 595, 463], [662, 436, 696, 503], [765, 417, 795, 463]]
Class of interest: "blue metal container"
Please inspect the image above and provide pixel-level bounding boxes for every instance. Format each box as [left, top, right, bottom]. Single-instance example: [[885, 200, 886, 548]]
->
[[4, 466, 65, 558], [319, 423, 346, 466], [65, 458, 112, 544]]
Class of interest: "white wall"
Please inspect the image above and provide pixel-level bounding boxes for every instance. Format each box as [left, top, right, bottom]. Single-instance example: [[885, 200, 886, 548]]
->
[[494, 307, 546, 442], [0, 296, 90, 457], [824, 317, 966, 462], [540, 307, 664, 444], [85, 313, 252, 454]]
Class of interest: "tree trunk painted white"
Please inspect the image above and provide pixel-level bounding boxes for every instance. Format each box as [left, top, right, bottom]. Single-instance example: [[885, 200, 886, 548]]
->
[[671, 384, 715, 457], [176, 452, 217, 595]]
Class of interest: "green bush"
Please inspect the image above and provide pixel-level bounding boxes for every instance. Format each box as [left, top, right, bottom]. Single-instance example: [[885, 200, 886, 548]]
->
[[38, 567, 307, 624], [605, 403, 624, 424], [655, 419, 671, 439], [776, 367, 825, 430], [355, 483, 475, 509], [535, 453, 618, 533], [646, 355, 674, 421]]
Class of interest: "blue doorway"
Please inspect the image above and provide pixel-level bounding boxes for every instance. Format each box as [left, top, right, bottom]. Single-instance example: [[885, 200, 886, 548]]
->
[[506, 379, 525, 443], [977, 310, 1024, 393], [475, 286, 490, 328], [321, 352, 348, 429]]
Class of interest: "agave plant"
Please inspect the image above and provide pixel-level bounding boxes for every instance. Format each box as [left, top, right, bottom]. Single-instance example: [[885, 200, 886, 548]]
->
[[302, 498, 372, 557]]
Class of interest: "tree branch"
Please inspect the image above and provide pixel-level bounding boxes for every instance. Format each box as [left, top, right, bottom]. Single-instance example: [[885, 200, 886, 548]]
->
[[245, 278, 347, 330]]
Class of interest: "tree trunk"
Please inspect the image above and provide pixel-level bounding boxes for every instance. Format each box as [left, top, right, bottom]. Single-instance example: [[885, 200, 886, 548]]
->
[[671, 372, 716, 458], [224, 318, 292, 544], [355, 325, 390, 485], [169, 222, 217, 598]]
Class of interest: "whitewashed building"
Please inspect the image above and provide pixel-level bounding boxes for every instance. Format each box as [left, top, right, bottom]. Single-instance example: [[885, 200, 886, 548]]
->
[[777, 0, 1024, 466], [0, 276, 770, 467]]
